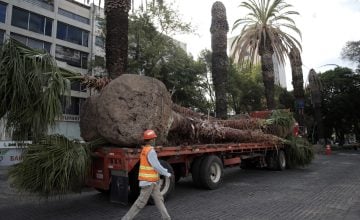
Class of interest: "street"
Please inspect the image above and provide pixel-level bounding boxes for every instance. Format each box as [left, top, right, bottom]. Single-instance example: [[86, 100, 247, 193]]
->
[[1, 151, 360, 220]]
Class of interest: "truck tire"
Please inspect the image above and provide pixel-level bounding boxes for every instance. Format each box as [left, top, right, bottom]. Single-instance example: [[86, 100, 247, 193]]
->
[[199, 155, 223, 190], [159, 160, 175, 199], [129, 161, 175, 201], [267, 150, 286, 171], [276, 150, 286, 171], [191, 156, 204, 187]]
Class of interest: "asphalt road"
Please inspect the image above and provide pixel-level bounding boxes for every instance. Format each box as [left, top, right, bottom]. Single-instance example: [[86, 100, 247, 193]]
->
[[1, 150, 360, 220]]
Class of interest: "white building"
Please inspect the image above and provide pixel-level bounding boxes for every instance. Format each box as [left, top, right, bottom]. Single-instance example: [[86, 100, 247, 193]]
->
[[227, 36, 287, 88], [0, 0, 106, 140], [0, 0, 187, 141]]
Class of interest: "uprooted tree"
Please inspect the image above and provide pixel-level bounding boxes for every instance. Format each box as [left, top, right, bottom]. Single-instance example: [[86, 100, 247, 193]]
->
[[80, 74, 284, 147]]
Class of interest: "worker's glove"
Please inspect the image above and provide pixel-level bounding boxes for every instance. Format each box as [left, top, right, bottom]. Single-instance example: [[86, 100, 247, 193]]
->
[[166, 173, 171, 178]]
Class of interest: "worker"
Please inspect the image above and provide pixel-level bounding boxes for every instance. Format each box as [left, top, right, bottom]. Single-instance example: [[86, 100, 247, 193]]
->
[[121, 129, 172, 220]]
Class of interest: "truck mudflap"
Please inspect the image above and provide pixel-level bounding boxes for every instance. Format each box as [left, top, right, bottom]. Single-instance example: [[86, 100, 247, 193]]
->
[[110, 170, 129, 205]]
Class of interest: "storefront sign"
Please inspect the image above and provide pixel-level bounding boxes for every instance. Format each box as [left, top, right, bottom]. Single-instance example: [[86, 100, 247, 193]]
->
[[0, 141, 31, 166]]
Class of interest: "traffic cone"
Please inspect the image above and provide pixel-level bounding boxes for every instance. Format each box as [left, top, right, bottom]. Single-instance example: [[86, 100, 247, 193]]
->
[[325, 144, 332, 155]]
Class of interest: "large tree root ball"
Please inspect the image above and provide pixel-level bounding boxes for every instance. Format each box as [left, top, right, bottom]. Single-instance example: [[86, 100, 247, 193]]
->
[[95, 74, 173, 147], [79, 95, 100, 141]]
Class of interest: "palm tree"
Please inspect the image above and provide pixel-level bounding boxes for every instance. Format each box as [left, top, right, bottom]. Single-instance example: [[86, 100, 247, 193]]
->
[[289, 47, 305, 128], [211, 1, 229, 119], [105, 0, 131, 79], [308, 69, 324, 144], [231, 0, 301, 109], [0, 39, 109, 140], [0, 39, 72, 140], [104, 0, 164, 79]]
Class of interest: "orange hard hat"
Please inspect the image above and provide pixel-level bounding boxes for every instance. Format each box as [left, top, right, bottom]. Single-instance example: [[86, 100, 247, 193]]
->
[[143, 129, 157, 140]]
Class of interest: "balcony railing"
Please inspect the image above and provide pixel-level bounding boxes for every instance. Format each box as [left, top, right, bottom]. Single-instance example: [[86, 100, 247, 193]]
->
[[56, 114, 80, 122], [22, 0, 54, 11]]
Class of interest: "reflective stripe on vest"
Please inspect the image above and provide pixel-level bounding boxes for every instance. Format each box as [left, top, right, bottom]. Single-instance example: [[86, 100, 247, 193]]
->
[[138, 145, 160, 182]]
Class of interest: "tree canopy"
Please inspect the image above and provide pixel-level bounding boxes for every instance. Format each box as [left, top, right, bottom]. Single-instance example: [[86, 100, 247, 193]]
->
[[231, 0, 302, 65], [227, 61, 265, 114], [231, 0, 301, 109], [319, 67, 360, 144], [341, 40, 360, 73]]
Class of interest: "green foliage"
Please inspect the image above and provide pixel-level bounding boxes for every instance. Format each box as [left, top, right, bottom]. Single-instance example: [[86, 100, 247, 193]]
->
[[266, 110, 295, 129], [341, 40, 360, 73], [231, 0, 301, 65], [319, 67, 360, 144], [265, 109, 295, 138], [227, 61, 265, 113], [9, 135, 91, 197], [125, 3, 210, 112], [0, 39, 75, 140], [285, 136, 314, 168], [95, 2, 210, 112], [277, 88, 295, 110]]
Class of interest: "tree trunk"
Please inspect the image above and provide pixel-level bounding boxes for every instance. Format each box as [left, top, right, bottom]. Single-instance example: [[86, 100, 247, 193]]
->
[[260, 51, 275, 109], [289, 47, 305, 129], [259, 34, 275, 110], [105, 0, 131, 79], [210, 2, 229, 119], [80, 75, 282, 147], [308, 69, 324, 144]]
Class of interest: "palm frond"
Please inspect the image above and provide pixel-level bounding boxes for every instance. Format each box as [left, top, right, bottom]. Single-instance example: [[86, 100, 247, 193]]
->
[[0, 39, 78, 140], [285, 136, 314, 167], [232, 0, 301, 66], [8, 135, 91, 197]]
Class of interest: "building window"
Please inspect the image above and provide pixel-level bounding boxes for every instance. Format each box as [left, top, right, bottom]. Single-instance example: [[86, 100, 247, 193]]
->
[[62, 97, 86, 115], [55, 45, 88, 69], [58, 8, 90, 24], [56, 21, 89, 47], [0, 2, 6, 23], [70, 81, 87, 92], [0, 29, 4, 45], [94, 55, 105, 68], [11, 7, 52, 36], [95, 36, 105, 48], [11, 33, 51, 53]]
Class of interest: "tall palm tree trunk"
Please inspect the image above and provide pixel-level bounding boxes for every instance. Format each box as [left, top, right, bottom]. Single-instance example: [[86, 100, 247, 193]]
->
[[210, 1, 229, 119], [260, 52, 275, 109], [289, 47, 305, 129], [259, 35, 275, 109], [308, 69, 324, 144], [105, 0, 131, 79]]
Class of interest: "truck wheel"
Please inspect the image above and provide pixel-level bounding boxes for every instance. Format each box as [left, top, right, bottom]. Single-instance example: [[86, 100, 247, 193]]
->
[[267, 150, 286, 171], [199, 155, 223, 190], [276, 150, 286, 171], [191, 156, 204, 187], [159, 160, 175, 199]]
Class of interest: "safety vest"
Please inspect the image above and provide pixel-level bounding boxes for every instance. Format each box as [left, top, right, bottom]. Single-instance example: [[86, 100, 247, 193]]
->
[[138, 145, 160, 182]]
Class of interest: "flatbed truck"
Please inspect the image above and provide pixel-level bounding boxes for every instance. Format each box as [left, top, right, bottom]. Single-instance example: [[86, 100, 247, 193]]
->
[[86, 141, 288, 204]]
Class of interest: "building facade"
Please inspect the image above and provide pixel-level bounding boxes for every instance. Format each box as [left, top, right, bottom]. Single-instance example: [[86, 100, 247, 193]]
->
[[0, 0, 106, 140]]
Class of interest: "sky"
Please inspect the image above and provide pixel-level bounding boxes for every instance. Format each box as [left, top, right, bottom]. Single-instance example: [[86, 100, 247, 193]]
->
[[79, 0, 360, 89]]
